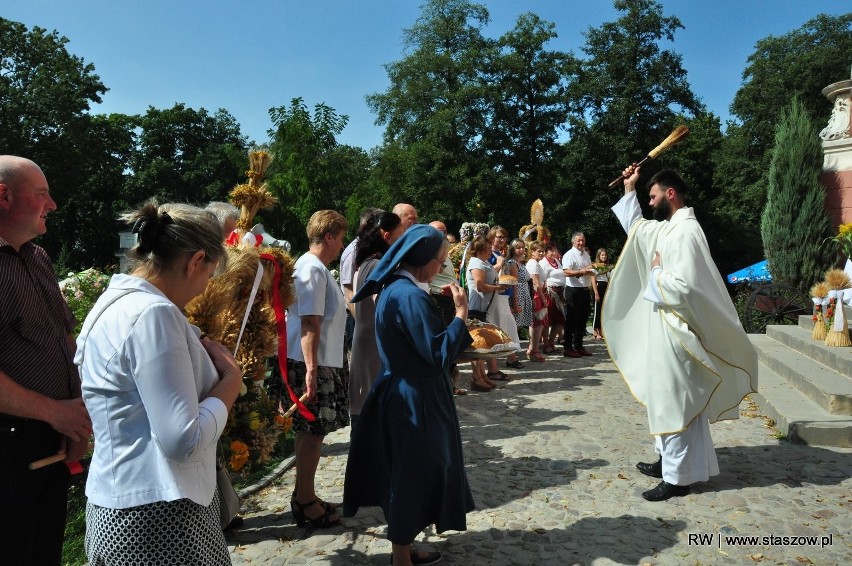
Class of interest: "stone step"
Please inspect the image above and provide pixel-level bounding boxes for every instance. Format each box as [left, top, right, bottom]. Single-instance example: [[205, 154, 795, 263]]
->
[[766, 324, 852, 379], [750, 334, 852, 415], [750, 357, 852, 447]]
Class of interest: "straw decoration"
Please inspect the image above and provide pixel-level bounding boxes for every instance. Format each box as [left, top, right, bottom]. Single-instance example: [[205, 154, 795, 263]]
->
[[530, 199, 543, 226], [185, 148, 295, 379], [608, 125, 690, 187], [811, 282, 829, 341], [825, 269, 850, 290], [647, 125, 690, 159], [823, 270, 852, 347], [232, 149, 278, 231]]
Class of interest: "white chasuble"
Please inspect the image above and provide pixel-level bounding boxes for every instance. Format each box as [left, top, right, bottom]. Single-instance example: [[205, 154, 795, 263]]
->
[[604, 192, 758, 435]]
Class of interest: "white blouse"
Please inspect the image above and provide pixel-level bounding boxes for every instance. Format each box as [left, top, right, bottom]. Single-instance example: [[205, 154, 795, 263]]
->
[[76, 274, 228, 509]]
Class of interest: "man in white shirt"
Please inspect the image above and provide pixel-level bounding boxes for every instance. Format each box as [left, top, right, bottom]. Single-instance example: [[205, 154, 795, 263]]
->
[[604, 165, 757, 501], [562, 233, 595, 357]]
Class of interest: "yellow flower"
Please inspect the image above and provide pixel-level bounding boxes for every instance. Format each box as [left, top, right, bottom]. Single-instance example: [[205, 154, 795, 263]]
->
[[247, 411, 263, 430], [831, 223, 852, 258]]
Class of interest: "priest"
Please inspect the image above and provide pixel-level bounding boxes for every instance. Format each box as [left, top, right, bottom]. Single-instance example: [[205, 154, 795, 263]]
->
[[603, 165, 757, 501]]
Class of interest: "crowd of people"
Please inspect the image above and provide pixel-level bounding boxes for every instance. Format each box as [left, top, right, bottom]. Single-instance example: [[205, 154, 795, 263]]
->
[[0, 153, 756, 566]]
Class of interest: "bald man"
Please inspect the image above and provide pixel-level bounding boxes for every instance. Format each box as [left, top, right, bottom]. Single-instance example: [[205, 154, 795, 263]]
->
[[0, 156, 91, 564], [392, 203, 419, 231]]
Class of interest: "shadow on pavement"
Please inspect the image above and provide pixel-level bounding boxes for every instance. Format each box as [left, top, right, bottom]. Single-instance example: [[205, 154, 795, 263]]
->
[[710, 443, 851, 491], [281, 513, 687, 565]]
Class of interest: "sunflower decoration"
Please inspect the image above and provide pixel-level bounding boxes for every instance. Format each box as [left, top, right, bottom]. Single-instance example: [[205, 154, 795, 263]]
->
[[823, 269, 852, 347], [185, 147, 296, 474], [811, 281, 829, 341]]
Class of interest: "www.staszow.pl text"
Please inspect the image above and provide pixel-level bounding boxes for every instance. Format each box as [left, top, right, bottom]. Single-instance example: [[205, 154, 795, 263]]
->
[[688, 533, 834, 548]]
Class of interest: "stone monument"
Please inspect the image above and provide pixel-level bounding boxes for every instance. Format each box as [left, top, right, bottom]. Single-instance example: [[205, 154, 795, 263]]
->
[[821, 65, 852, 227]]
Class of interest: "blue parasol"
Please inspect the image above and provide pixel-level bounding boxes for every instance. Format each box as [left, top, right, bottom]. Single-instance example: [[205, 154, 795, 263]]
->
[[726, 259, 772, 284]]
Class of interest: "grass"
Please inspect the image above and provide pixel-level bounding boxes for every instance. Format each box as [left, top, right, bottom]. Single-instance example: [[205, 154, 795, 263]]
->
[[62, 478, 88, 566]]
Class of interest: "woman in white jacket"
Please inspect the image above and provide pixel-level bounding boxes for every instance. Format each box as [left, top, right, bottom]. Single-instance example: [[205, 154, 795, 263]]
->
[[76, 202, 242, 565]]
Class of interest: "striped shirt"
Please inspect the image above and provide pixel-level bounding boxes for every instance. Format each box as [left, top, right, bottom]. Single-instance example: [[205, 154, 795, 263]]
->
[[0, 237, 78, 401]]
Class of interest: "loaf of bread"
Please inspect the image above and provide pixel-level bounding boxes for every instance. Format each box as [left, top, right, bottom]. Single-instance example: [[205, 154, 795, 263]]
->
[[467, 322, 512, 350], [498, 274, 518, 285]]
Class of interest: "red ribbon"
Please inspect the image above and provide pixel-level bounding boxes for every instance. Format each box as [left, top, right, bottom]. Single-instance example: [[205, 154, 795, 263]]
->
[[225, 230, 263, 247], [259, 253, 315, 421]]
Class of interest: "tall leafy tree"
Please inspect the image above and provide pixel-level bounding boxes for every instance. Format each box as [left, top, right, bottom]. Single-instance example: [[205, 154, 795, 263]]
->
[[760, 98, 832, 293], [731, 14, 852, 164], [59, 113, 137, 270], [267, 97, 370, 250], [558, 0, 705, 251], [0, 18, 110, 269], [367, 0, 493, 230], [719, 13, 852, 269], [484, 13, 577, 209], [0, 18, 105, 156], [123, 104, 247, 207]]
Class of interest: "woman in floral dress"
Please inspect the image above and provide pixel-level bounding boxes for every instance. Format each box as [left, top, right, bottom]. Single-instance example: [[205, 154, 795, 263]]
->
[[508, 239, 533, 356]]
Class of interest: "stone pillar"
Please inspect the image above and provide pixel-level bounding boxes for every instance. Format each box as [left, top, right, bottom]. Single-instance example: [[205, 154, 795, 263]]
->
[[821, 67, 852, 227]]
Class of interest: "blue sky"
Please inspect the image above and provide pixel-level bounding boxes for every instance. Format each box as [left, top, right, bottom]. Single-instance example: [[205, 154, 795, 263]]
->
[[5, 1, 850, 150]]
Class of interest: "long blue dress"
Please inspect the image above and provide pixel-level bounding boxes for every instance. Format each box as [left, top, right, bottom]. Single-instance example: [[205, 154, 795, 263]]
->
[[343, 274, 475, 544]]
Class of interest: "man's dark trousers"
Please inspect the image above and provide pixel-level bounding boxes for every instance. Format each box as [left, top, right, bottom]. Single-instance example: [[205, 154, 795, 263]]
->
[[0, 418, 70, 565], [564, 286, 591, 351]]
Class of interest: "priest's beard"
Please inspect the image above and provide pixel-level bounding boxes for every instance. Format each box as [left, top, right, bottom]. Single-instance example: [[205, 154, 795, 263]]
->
[[652, 200, 671, 221]]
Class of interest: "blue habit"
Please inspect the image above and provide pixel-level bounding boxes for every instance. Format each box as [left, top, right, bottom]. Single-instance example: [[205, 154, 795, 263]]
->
[[343, 275, 475, 544]]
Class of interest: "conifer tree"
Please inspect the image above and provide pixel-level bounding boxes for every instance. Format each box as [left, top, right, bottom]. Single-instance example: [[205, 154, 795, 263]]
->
[[760, 98, 832, 293]]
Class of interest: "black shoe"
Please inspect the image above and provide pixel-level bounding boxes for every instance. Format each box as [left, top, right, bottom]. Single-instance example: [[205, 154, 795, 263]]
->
[[636, 456, 662, 478], [290, 498, 340, 528], [642, 480, 690, 501], [389, 550, 442, 565]]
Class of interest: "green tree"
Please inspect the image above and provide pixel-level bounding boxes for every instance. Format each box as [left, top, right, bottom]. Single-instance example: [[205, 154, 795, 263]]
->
[[721, 13, 852, 266], [367, 0, 493, 230], [731, 14, 852, 164], [59, 113, 137, 270], [558, 0, 706, 251], [267, 97, 370, 249], [760, 98, 832, 293], [484, 13, 577, 212], [0, 18, 111, 270], [124, 104, 248, 207], [0, 18, 105, 156]]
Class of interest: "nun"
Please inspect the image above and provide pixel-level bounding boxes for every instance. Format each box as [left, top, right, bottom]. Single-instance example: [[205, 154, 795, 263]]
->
[[343, 225, 475, 566]]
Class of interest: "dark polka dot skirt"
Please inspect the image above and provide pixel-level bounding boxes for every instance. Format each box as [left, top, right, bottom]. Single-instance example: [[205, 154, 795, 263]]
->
[[84, 489, 231, 565]]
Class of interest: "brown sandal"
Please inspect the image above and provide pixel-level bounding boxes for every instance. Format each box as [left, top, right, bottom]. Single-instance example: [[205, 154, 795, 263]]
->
[[529, 351, 546, 362], [470, 378, 493, 392], [488, 371, 512, 382]]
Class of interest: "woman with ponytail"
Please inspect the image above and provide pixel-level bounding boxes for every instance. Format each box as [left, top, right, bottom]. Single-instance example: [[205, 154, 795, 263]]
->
[[76, 201, 241, 565]]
